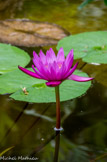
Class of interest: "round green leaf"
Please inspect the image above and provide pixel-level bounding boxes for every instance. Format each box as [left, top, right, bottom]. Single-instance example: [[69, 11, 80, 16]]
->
[[0, 43, 30, 73], [57, 31, 107, 63], [0, 68, 45, 94], [83, 47, 107, 64], [10, 70, 92, 103]]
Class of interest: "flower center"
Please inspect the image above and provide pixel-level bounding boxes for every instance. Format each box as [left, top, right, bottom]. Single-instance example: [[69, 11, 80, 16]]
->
[[45, 64, 48, 68], [58, 63, 62, 69]]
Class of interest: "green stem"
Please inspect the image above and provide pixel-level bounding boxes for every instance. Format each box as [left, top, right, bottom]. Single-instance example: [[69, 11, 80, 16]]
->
[[55, 86, 60, 129]]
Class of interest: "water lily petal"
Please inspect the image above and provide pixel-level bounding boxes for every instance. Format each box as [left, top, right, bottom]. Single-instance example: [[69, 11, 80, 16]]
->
[[32, 65, 48, 80], [48, 61, 66, 80], [65, 49, 74, 72], [56, 62, 66, 80], [57, 47, 65, 63], [68, 74, 94, 82], [33, 58, 42, 72], [39, 50, 47, 64], [63, 62, 78, 79], [49, 48, 56, 59], [48, 62, 57, 80], [33, 51, 39, 60], [33, 50, 54, 80], [34, 62, 52, 81], [46, 48, 56, 64], [18, 66, 41, 79], [33, 51, 42, 71], [46, 81, 62, 87], [33, 55, 50, 80]]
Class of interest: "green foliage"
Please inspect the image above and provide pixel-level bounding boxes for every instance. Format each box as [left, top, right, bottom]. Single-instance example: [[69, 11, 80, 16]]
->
[[0, 43, 30, 74], [83, 46, 107, 64], [10, 70, 91, 103], [57, 31, 107, 64], [104, 0, 107, 5], [0, 68, 45, 94]]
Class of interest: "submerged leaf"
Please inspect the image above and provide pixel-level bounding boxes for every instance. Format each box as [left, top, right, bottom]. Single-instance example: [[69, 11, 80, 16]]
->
[[0, 19, 69, 47]]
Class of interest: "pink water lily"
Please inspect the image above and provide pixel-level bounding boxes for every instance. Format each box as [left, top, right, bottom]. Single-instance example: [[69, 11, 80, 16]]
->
[[18, 48, 93, 87], [18, 47, 93, 131]]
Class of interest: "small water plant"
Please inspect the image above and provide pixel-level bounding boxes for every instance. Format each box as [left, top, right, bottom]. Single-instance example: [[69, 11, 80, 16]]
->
[[18, 48, 93, 130]]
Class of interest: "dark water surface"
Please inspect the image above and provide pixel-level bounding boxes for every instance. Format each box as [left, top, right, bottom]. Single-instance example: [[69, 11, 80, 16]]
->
[[0, 0, 107, 161]]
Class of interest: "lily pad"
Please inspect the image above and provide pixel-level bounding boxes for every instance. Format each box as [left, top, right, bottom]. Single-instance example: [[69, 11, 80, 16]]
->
[[57, 31, 107, 63], [0, 68, 45, 94], [83, 47, 107, 64], [10, 70, 92, 103], [0, 19, 69, 47], [0, 43, 30, 74]]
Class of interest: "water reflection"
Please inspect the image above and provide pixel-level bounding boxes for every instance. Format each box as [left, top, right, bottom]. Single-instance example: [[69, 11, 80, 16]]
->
[[54, 131, 60, 162], [1, 103, 29, 143], [0, 81, 107, 161]]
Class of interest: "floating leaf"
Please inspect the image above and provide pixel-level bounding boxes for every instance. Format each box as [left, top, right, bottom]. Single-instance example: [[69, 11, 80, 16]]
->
[[10, 70, 92, 103], [83, 47, 107, 64], [0, 43, 30, 74], [0, 68, 45, 94], [57, 31, 107, 63]]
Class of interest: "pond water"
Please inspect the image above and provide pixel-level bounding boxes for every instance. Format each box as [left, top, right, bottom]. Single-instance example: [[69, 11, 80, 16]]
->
[[0, 0, 107, 161]]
